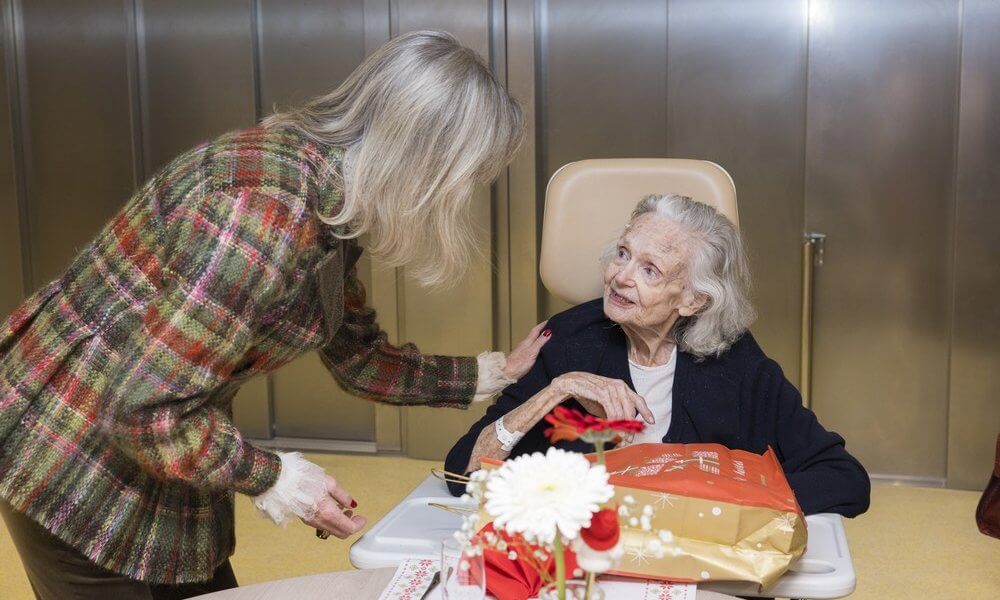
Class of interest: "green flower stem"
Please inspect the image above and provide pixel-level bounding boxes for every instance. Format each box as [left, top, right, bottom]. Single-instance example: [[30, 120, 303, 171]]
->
[[584, 571, 597, 600], [553, 536, 566, 600], [587, 439, 607, 599]]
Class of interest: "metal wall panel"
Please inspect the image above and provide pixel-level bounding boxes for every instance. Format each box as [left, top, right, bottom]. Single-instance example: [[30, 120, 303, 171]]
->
[[0, 1, 24, 317], [489, 0, 511, 356], [362, 0, 404, 451], [666, 0, 807, 381], [258, 0, 376, 442], [505, 0, 541, 349], [19, 0, 136, 287], [948, 0, 1000, 490], [5, 0, 998, 481], [140, 0, 256, 174], [257, 0, 366, 112], [393, 0, 491, 52], [538, 0, 668, 317], [805, 0, 959, 480], [140, 1, 266, 435], [272, 354, 377, 442], [393, 0, 498, 459]]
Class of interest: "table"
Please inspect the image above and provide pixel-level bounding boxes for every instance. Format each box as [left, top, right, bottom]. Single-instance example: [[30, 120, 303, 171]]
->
[[194, 567, 741, 600], [350, 475, 858, 599], [195, 567, 397, 599]]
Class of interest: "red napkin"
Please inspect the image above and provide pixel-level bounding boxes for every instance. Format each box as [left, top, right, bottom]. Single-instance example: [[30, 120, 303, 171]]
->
[[480, 524, 579, 600]]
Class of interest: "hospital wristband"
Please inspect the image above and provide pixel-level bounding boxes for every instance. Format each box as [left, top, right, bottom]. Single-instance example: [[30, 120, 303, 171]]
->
[[494, 417, 524, 452]]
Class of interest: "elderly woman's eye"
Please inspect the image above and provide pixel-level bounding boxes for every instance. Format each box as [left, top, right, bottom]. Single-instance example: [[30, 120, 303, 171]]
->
[[644, 266, 660, 278], [617, 247, 628, 260]]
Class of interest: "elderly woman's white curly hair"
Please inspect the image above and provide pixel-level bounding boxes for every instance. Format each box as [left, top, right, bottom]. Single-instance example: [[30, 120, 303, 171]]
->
[[621, 194, 757, 358]]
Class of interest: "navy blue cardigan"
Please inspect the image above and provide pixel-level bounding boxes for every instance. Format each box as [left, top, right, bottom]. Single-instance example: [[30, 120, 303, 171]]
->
[[445, 299, 871, 517]]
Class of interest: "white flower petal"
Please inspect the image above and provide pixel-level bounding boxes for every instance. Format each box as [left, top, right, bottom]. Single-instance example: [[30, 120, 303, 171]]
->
[[484, 448, 613, 544]]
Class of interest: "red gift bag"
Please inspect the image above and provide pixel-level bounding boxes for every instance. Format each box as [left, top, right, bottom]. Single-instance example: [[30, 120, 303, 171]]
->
[[596, 443, 807, 588]]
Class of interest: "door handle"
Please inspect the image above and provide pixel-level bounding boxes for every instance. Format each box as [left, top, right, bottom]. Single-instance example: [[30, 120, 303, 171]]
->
[[800, 232, 826, 408]]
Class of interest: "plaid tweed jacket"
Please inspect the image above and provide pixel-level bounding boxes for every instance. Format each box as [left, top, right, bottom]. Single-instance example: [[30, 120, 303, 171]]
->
[[0, 126, 478, 583]]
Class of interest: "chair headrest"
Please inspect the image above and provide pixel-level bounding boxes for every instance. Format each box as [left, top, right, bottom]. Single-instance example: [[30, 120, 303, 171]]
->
[[539, 159, 739, 305]]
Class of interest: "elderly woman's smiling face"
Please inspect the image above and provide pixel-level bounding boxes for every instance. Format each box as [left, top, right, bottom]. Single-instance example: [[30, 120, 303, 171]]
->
[[603, 213, 704, 334]]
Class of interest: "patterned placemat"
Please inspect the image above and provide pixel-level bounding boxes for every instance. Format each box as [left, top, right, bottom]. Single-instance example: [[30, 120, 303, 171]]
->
[[378, 561, 697, 600], [599, 576, 698, 600], [378, 559, 439, 600]]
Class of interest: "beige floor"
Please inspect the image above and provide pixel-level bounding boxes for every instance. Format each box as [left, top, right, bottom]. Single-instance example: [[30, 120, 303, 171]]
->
[[2, 453, 998, 599]]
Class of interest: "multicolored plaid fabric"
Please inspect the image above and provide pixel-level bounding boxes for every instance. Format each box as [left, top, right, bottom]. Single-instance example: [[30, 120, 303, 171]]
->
[[0, 125, 478, 583]]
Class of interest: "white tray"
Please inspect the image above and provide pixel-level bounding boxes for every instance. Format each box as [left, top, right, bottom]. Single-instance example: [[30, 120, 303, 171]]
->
[[350, 475, 857, 599]]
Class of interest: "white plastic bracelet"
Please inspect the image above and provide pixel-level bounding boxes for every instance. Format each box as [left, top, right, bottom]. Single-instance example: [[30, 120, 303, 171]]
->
[[494, 417, 524, 452]]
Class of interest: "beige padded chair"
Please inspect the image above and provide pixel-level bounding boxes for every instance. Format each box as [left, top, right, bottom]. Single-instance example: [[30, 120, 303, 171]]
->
[[539, 159, 739, 305]]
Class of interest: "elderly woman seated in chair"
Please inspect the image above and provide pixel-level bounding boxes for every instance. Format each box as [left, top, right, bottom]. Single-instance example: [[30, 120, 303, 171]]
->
[[446, 194, 870, 517]]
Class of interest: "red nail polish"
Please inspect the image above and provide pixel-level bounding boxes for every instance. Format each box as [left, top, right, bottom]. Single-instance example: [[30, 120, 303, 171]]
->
[[350, 499, 358, 509], [543, 329, 552, 337]]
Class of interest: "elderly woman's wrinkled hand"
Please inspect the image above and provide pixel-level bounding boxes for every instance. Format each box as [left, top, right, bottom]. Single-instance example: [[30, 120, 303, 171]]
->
[[551, 371, 655, 424]]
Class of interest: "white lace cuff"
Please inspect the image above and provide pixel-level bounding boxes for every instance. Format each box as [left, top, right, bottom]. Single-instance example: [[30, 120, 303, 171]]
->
[[474, 351, 517, 402], [252, 451, 328, 526]]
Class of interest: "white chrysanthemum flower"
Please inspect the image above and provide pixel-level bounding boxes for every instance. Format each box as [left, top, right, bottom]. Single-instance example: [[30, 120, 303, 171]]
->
[[484, 447, 613, 545]]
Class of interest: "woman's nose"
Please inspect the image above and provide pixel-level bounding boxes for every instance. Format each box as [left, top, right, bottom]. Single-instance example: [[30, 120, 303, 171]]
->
[[614, 263, 636, 286]]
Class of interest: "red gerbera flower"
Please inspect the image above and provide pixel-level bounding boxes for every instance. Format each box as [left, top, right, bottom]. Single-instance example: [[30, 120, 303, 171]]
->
[[544, 406, 646, 444], [607, 419, 646, 434], [543, 407, 584, 442]]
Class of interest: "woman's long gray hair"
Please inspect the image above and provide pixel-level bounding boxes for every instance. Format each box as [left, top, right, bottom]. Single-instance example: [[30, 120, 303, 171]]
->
[[264, 30, 524, 287], [630, 194, 756, 357]]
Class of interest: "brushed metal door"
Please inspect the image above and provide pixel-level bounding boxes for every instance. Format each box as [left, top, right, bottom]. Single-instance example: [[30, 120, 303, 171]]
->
[[0, 0, 24, 317], [16, 0, 136, 287], [393, 0, 499, 459], [805, 0, 960, 482], [538, 0, 668, 318], [137, 1, 274, 438], [3, 0, 994, 483], [258, 0, 377, 443], [666, 0, 807, 381], [948, 0, 1000, 489], [139, 0, 257, 173]]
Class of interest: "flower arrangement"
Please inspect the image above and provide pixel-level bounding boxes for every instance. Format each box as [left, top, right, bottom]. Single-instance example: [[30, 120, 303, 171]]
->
[[455, 407, 663, 600], [446, 408, 810, 595]]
